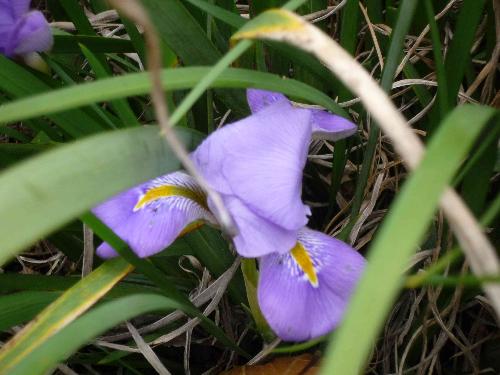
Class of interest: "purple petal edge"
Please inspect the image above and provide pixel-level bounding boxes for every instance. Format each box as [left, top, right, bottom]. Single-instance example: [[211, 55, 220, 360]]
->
[[310, 109, 357, 141], [13, 11, 53, 56], [246, 88, 290, 113]]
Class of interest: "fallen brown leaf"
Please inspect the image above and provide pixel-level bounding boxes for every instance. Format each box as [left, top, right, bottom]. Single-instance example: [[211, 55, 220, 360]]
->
[[221, 354, 319, 375]]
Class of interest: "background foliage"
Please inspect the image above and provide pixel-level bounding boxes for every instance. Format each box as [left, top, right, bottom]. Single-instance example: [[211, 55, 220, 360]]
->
[[0, 0, 498, 374]]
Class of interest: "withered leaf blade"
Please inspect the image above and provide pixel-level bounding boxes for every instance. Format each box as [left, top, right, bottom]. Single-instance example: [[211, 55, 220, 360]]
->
[[221, 354, 319, 375]]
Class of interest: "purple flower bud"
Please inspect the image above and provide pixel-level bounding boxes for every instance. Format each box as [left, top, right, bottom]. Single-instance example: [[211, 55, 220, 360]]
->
[[0, 0, 53, 57]]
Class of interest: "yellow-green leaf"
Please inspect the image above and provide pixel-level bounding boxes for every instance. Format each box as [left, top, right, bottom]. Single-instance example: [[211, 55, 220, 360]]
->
[[0, 258, 133, 374]]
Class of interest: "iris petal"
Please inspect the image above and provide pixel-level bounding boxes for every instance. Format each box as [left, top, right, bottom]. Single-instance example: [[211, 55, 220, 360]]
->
[[247, 89, 357, 141], [92, 171, 216, 258], [215, 195, 297, 257], [247, 88, 290, 113], [0, 0, 31, 19], [258, 228, 365, 341], [0, 1, 52, 57], [0, 0, 30, 35], [192, 100, 312, 256], [13, 11, 53, 56], [310, 109, 357, 141]]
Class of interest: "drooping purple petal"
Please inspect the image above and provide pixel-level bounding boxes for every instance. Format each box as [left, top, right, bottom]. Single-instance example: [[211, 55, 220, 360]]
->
[[92, 171, 216, 259], [310, 109, 357, 141], [13, 11, 52, 55], [246, 89, 357, 141], [191, 100, 312, 256], [258, 227, 365, 341], [0, 2, 52, 57], [247, 88, 290, 113], [0, 0, 30, 38], [0, 1, 19, 53], [0, 0, 31, 20]]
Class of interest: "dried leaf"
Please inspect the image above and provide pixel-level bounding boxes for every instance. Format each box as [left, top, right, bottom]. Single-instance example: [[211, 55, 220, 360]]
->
[[221, 354, 319, 375]]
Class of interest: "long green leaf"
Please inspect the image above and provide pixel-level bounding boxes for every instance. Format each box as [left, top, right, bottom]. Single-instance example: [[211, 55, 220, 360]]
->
[[321, 105, 498, 374], [4, 294, 182, 375], [0, 126, 202, 266], [0, 67, 347, 125], [185, 0, 244, 28]]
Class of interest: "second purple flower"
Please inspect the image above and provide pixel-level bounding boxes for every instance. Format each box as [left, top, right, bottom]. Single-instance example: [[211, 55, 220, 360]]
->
[[0, 0, 53, 58]]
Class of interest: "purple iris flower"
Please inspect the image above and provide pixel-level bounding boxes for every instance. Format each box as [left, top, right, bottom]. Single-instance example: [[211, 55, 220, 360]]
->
[[92, 89, 364, 341], [93, 89, 357, 259], [190, 89, 357, 257], [0, 0, 53, 57], [258, 227, 365, 341]]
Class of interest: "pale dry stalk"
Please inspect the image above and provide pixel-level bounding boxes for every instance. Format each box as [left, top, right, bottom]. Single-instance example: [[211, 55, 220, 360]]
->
[[126, 321, 171, 375]]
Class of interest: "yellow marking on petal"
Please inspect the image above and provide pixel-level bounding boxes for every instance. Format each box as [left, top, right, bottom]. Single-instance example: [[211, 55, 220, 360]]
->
[[291, 242, 319, 288], [178, 221, 204, 237], [134, 185, 207, 211]]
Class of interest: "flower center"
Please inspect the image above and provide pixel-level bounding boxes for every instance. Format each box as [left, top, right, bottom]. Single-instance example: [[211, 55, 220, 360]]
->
[[134, 185, 207, 211], [290, 242, 319, 288]]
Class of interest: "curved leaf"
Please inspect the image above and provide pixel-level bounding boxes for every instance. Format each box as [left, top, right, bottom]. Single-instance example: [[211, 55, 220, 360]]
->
[[0, 67, 347, 126]]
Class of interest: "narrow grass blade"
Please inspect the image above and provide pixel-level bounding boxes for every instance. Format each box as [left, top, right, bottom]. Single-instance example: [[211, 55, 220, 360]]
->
[[337, 0, 360, 99], [80, 44, 138, 127], [423, 0, 449, 119], [0, 67, 347, 125], [444, 0, 488, 102], [185, 0, 244, 28], [60, 0, 96, 35]]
